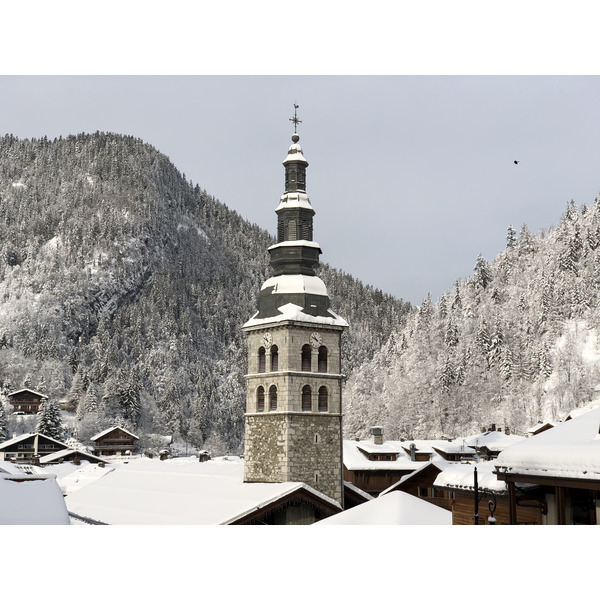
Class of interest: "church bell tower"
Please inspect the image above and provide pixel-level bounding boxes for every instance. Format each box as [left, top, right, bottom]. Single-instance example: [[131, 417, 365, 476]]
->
[[242, 108, 348, 506]]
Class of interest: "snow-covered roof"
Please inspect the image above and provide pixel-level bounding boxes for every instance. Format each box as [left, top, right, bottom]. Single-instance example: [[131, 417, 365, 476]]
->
[[461, 430, 526, 451], [39, 447, 105, 464], [243, 303, 348, 329], [0, 431, 67, 450], [267, 240, 321, 252], [495, 407, 600, 481], [90, 425, 139, 441], [260, 273, 328, 296], [433, 460, 507, 493], [430, 440, 477, 456], [380, 460, 450, 495], [6, 388, 48, 399], [64, 456, 340, 525], [0, 472, 70, 524], [315, 491, 452, 525], [276, 192, 313, 212], [343, 440, 422, 472]]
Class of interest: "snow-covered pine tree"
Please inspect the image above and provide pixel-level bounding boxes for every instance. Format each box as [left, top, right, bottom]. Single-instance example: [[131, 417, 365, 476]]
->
[[36, 397, 65, 441], [0, 399, 8, 442]]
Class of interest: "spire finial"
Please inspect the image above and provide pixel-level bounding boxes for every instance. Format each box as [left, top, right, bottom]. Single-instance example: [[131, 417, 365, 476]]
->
[[289, 103, 302, 135]]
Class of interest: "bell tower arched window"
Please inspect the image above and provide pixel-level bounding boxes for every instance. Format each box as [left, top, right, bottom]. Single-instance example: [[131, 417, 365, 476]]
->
[[318, 346, 328, 373], [256, 386, 265, 412], [258, 347, 266, 373], [270, 345, 279, 372], [301, 345, 311, 372], [269, 385, 278, 411], [318, 386, 328, 412], [302, 385, 312, 411]]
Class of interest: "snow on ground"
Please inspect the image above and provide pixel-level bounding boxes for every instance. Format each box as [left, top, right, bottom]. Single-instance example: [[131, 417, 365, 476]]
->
[[315, 490, 451, 525]]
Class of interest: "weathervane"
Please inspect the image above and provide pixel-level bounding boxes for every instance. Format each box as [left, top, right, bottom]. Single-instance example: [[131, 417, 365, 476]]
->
[[289, 104, 302, 133]]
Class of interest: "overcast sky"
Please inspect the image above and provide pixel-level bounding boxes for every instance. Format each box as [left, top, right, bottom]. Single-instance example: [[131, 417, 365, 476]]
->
[[2, 75, 599, 305], [2, 4, 600, 306]]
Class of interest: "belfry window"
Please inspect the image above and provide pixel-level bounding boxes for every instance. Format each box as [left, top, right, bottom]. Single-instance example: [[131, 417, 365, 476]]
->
[[258, 347, 266, 373], [302, 385, 312, 411], [269, 385, 278, 411], [270, 345, 279, 372], [256, 386, 265, 412], [318, 387, 328, 412], [318, 346, 328, 373], [301, 345, 311, 372], [288, 219, 297, 241]]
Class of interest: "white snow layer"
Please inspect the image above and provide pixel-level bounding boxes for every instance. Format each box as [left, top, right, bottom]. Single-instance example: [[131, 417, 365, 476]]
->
[[0, 473, 70, 525], [64, 456, 339, 525], [243, 302, 348, 328], [494, 406, 600, 480], [315, 491, 451, 525]]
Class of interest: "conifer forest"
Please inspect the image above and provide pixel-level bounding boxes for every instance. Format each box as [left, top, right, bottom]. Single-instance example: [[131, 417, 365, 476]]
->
[[1, 132, 599, 453]]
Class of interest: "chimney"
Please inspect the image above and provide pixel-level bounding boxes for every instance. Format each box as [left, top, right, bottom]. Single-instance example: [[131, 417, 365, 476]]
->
[[489, 424, 496, 432], [372, 426, 383, 445], [505, 426, 511, 435], [409, 443, 416, 461]]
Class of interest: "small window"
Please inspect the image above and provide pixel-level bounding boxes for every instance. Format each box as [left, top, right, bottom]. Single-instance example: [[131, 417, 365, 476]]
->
[[301, 344, 311, 371], [302, 385, 312, 411], [288, 219, 297, 241], [418, 487, 428, 498], [256, 386, 265, 412], [318, 386, 328, 412], [269, 385, 277, 411], [258, 347, 266, 373], [318, 346, 328, 372], [271, 345, 279, 372]]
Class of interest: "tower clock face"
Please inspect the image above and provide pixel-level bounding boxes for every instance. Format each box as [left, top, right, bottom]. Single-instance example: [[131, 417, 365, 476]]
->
[[310, 332, 322, 348], [261, 332, 273, 348]]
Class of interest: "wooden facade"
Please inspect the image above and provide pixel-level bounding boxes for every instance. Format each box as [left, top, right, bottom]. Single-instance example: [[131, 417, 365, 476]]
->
[[91, 426, 138, 456], [444, 488, 544, 525], [497, 472, 600, 525], [386, 463, 454, 511], [7, 389, 47, 414], [343, 465, 415, 496]]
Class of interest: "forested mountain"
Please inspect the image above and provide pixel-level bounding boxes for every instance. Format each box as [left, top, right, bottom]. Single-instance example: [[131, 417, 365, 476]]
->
[[343, 198, 600, 440], [0, 132, 410, 453]]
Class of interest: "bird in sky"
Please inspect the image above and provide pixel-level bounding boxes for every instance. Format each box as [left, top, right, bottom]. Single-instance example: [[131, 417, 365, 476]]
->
[[514, 160, 520, 164]]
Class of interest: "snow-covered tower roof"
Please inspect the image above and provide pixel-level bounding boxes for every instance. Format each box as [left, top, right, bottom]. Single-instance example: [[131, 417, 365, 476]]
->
[[244, 112, 347, 329]]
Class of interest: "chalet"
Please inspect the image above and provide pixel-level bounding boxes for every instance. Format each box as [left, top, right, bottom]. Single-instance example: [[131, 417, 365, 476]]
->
[[91, 426, 139, 456], [343, 436, 422, 496], [461, 427, 526, 460], [433, 460, 545, 525], [380, 461, 453, 511], [525, 421, 557, 437], [0, 432, 69, 462], [495, 407, 600, 525], [429, 440, 477, 462], [40, 447, 109, 466], [6, 388, 47, 414]]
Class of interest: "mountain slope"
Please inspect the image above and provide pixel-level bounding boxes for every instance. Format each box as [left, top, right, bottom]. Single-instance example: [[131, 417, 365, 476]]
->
[[343, 198, 600, 440], [0, 132, 411, 453]]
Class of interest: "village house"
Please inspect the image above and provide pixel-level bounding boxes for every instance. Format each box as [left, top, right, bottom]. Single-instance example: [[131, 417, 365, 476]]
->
[[495, 406, 600, 525], [433, 460, 546, 525], [91, 426, 139, 456], [6, 388, 47, 414], [0, 432, 69, 463]]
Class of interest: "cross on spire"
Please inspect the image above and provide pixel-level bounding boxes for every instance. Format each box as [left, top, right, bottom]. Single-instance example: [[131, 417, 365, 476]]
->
[[289, 104, 302, 133]]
